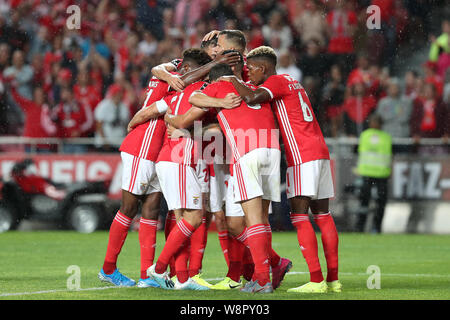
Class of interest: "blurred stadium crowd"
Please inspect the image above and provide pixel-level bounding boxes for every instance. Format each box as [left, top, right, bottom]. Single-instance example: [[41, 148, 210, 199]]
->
[[0, 0, 448, 153]]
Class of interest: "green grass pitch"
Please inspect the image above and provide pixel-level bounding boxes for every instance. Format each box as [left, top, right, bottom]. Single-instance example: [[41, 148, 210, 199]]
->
[[1, 231, 449, 300]]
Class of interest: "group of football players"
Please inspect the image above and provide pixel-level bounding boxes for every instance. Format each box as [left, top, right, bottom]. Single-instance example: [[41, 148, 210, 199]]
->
[[97, 29, 342, 294]]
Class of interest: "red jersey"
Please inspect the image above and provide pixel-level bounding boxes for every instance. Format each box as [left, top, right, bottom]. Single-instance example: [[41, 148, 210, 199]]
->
[[260, 74, 330, 166], [156, 81, 211, 167], [201, 81, 279, 166], [119, 76, 172, 161]]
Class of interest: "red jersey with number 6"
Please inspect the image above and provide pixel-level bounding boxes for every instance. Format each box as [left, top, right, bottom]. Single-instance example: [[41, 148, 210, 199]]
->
[[259, 74, 329, 166], [119, 75, 173, 161]]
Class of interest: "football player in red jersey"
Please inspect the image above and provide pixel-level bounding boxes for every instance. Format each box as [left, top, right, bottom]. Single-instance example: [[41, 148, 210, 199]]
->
[[221, 46, 342, 294], [98, 49, 213, 288], [164, 57, 287, 294]]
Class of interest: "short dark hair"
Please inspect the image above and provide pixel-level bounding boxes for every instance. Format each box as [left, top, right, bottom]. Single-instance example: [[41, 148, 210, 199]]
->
[[246, 46, 277, 67], [209, 63, 234, 82], [181, 48, 212, 67], [218, 30, 247, 52]]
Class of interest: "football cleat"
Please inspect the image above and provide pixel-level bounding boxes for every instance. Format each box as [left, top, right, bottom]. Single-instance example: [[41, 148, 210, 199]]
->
[[137, 277, 160, 288], [287, 280, 328, 293], [271, 257, 292, 289], [240, 280, 256, 293], [252, 281, 274, 294], [98, 269, 136, 287], [147, 264, 174, 289], [211, 277, 242, 290], [174, 278, 210, 290], [327, 280, 343, 293], [191, 273, 213, 288]]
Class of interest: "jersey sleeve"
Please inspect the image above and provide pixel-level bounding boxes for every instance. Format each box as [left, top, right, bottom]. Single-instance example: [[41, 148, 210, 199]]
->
[[259, 75, 287, 100]]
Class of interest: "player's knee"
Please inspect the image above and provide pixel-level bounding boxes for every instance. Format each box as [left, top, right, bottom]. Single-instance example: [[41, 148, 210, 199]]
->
[[184, 210, 203, 229], [119, 202, 139, 218]]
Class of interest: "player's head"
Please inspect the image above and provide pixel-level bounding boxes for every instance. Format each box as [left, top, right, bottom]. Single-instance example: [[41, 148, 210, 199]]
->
[[201, 35, 219, 59], [217, 30, 247, 55], [208, 63, 234, 83], [245, 46, 277, 86], [222, 49, 244, 78], [179, 48, 212, 75]]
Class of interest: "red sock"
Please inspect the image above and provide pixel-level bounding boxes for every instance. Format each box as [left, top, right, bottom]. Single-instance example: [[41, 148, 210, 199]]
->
[[102, 211, 132, 274], [175, 243, 190, 283], [155, 218, 195, 274], [235, 228, 254, 281], [165, 211, 177, 277], [164, 211, 176, 239], [226, 237, 245, 282], [246, 224, 271, 286], [139, 218, 158, 279], [313, 213, 339, 282], [291, 213, 324, 283], [241, 246, 254, 281], [189, 217, 208, 277], [217, 231, 230, 266], [265, 224, 281, 268]]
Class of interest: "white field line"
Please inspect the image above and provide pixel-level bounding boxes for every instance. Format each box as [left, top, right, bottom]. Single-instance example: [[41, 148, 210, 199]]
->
[[1, 271, 449, 297]]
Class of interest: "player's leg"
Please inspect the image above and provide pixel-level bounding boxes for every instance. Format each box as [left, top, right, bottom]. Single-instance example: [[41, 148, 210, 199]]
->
[[189, 161, 211, 283], [310, 198, 341, 292], [240, 196, 273, 293], [214, 210, 230, 266], [164, 210, 177, 278], [99, 152, 145, 286], [287, 160, 332, 293], [287, 195, 327, 293], [137, 191, 161, 287], [99, 189, 138, 286], [150, 162, 207, 289]]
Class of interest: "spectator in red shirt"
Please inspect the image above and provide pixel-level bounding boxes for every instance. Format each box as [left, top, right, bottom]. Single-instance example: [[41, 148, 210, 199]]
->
[[52, 86, 93, 153], [411, 83, 449, 145], [9, 83, 56, 152], [326, 0, 357, 77], [73, 67, 102, 135], [342, 78, 377, 137]]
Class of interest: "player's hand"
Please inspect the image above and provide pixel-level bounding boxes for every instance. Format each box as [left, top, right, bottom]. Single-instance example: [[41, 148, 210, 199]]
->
[[167, 74, 185, 92], [127, 123, 134, 133], [214, 51, 241, 66], [221, 93, 242, 109], [202, 30, 220, 42]]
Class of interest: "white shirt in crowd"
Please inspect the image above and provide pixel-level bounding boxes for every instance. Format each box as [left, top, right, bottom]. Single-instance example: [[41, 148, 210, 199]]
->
[[94, 98, 130, 146]]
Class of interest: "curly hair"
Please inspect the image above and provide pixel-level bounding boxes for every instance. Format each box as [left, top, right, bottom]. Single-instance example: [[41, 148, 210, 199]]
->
[[181, 48, 212, 67]]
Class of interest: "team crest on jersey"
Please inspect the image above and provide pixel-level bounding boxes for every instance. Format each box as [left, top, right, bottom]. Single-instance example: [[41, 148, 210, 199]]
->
[[193, 196, 200, 205]]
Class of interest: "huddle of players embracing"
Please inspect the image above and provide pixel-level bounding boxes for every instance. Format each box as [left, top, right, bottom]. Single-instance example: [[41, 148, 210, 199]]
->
[[97, 29, 342, 294]]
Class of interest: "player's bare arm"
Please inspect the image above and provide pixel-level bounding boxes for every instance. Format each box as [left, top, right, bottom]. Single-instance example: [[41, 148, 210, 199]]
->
[[219, 75, 271, 105], [189, 91, 241, 109], [151, 62, 185, 92], [164, 105, 207, 130], [180, 51, 241, 86], [127, 102, 164, 132]]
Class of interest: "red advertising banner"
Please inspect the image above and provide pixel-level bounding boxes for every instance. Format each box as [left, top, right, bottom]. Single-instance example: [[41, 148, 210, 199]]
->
[[0, 153, 123, 199]]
